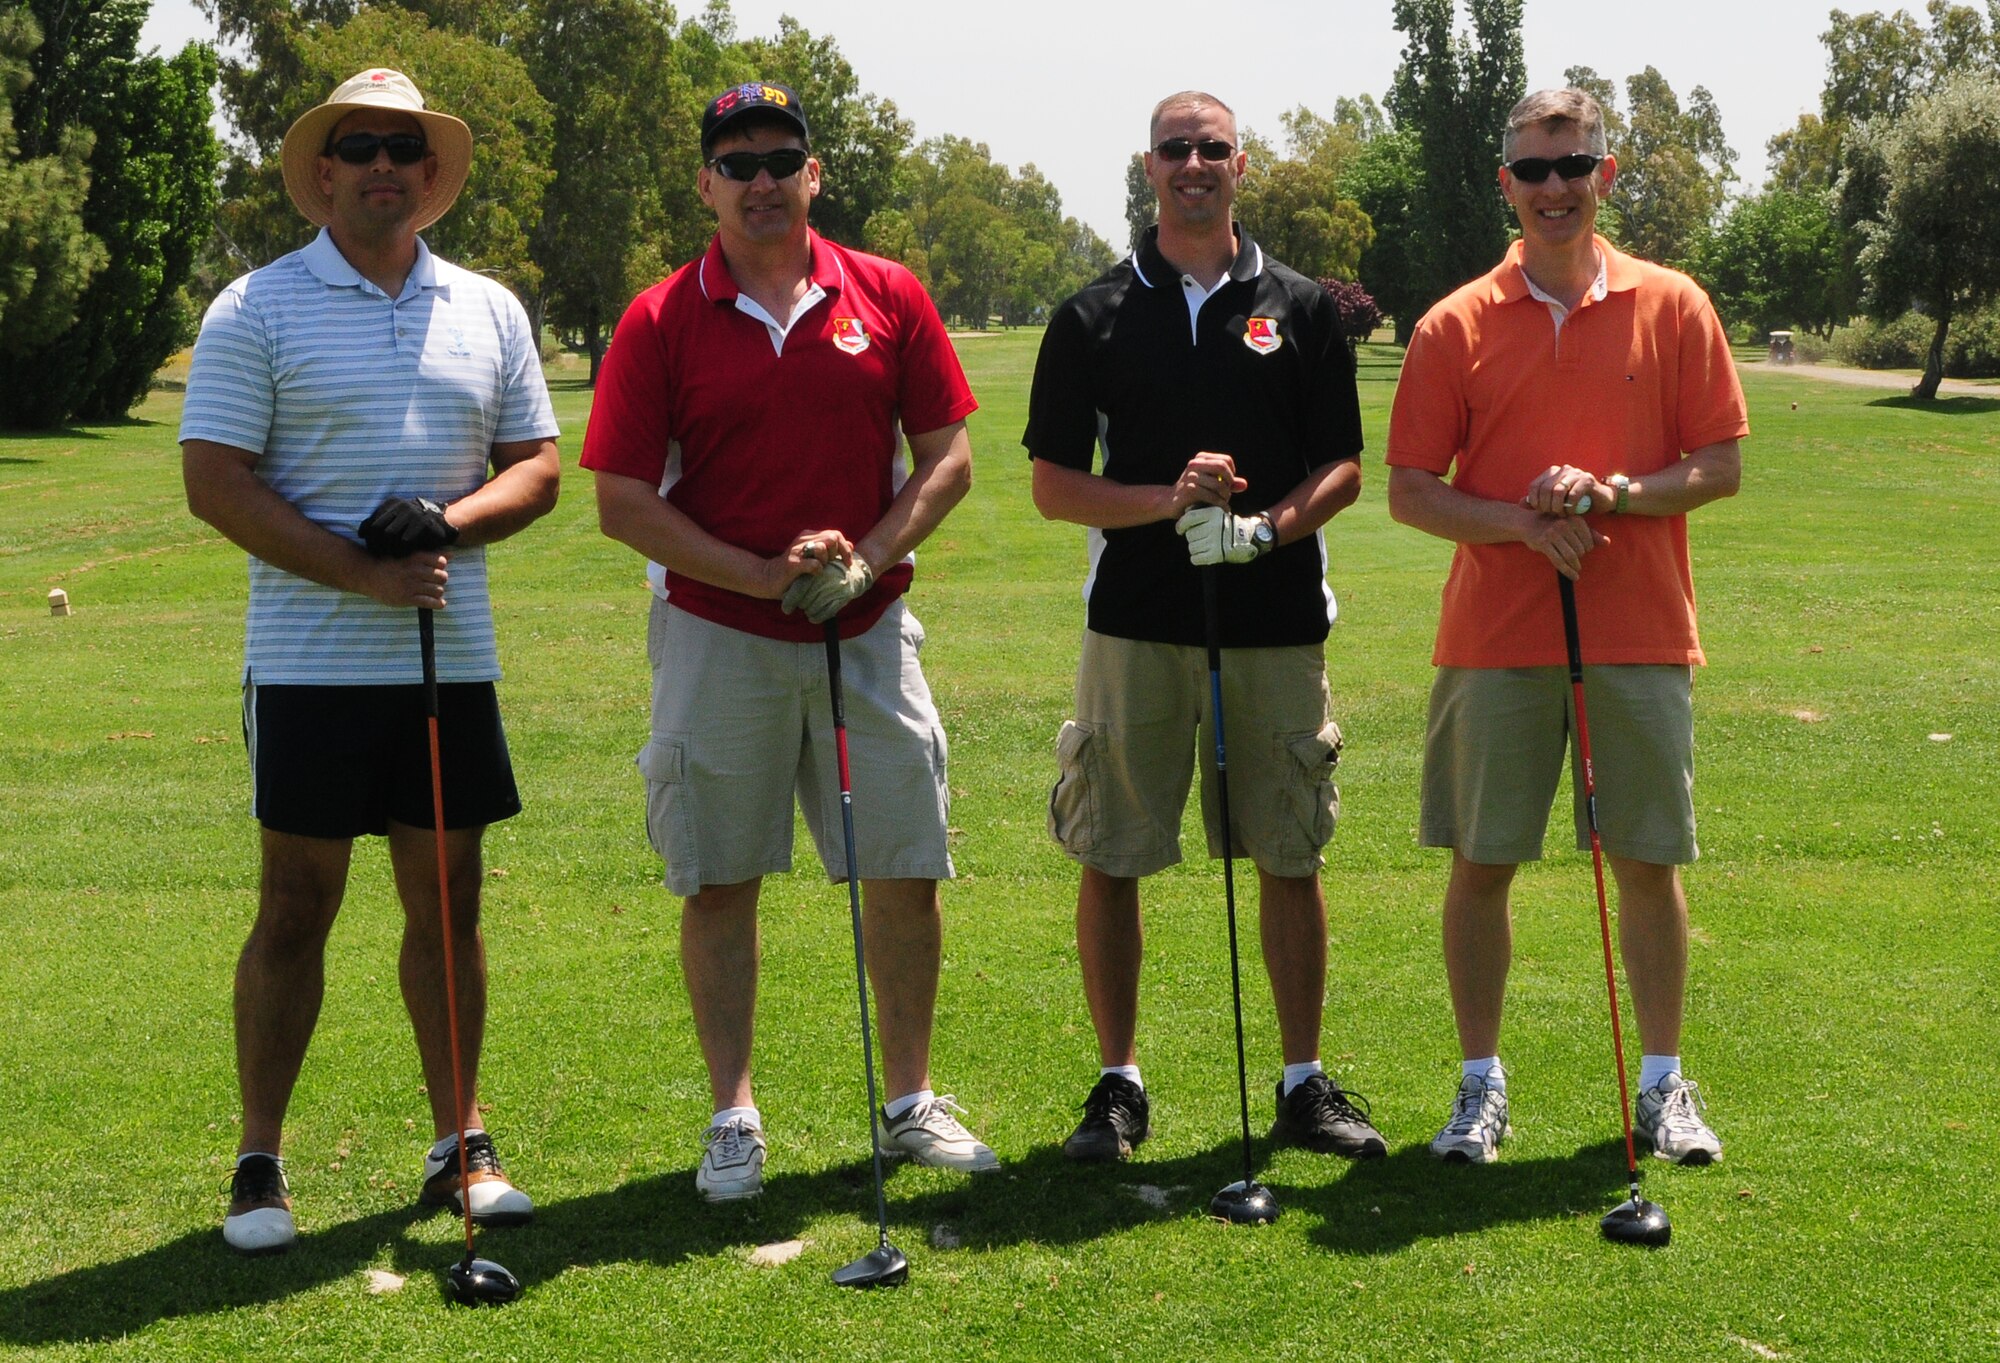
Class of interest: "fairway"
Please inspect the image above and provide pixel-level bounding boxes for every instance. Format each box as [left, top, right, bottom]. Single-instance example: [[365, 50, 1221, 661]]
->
[[1, 337, 1995, 1361]]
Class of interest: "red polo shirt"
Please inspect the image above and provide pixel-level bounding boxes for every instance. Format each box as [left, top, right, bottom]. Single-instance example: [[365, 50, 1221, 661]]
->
[[581, 231, 978, 641]]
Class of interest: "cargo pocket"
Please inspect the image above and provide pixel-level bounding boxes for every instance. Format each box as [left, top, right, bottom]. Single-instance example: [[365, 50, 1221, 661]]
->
[[635, 734, 696, 872], [1046, 720, 1103, 856], [1279, 721, 1343, 856]]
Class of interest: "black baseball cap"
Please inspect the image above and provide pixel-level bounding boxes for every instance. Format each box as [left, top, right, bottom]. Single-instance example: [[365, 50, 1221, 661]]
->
[[701, 82, 809, 157]]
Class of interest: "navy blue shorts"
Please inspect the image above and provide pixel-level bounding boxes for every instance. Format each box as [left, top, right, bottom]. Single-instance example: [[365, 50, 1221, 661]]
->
[[244, 680, 521, 838]]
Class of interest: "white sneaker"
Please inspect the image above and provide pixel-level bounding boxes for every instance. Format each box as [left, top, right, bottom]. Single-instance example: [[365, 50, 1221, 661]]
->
[[881, 1095, 999, 1173], [1635, 1073, 1722, 1165], [696, 1116, 767, 1201], [1429, 1071, 1511, 1163], [223, 1153, 296, 1255], [420, 1131, 534, 1225]]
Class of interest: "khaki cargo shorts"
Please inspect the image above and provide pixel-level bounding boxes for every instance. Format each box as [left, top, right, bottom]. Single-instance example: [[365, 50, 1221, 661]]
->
[[639, 599, 953, 898], [1419, 664, 1697, 865], [1047, 630, 1342, 879]]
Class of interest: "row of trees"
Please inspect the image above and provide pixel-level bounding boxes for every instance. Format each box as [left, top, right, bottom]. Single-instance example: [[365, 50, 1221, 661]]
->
[[6, 0, 1999, 423], [195, 0, 1112, 382]]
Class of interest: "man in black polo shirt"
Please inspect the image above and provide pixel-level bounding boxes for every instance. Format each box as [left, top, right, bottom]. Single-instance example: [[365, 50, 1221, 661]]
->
[[1024, 89, 1380, 1163]]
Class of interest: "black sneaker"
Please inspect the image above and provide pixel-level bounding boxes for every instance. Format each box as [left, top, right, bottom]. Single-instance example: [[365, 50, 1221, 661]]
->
[[1063, 1074, 1152, 1162], [1271, 1075, 1386, 1158]]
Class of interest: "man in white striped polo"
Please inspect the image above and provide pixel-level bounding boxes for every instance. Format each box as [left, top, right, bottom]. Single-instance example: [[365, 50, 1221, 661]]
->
[[180, 69, 560, 1256]]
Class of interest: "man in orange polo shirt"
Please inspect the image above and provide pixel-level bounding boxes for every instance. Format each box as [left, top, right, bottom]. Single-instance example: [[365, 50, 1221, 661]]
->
[[1386, 88, 1745, 1168]]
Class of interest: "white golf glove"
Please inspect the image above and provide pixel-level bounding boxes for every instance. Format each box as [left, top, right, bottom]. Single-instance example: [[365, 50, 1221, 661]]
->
[[780, 557, 875, 623], [1175, 505, 1270, 566]]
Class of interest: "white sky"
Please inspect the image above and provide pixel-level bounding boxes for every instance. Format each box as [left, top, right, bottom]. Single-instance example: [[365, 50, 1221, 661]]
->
[[140, 0, 1838, 246]]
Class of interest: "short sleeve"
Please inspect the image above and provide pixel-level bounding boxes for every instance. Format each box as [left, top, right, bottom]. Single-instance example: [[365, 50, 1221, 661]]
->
[[579, 288, 675, 484], [1385, 310, 1470, 474], [180, 285, 275, 453], [1676, 288, 1750, 452], [1021, 300, 1098, 470], [493, 288, 560, 444], [1301, 289, 1364, 466]]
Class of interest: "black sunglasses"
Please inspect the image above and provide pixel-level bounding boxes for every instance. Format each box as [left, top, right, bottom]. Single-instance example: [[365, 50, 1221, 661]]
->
[[707, 148, 809, 182], [1153, 137, 1235, 164], [1504, 153, 1604, 183], [325, 132, 429, 166]]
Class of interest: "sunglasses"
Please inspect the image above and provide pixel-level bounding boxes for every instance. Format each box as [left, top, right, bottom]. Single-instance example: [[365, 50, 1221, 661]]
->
[[1152, 137, 1235, 164], [1504, 153, 1604, 183], [707, 148, 810, 182], [325, 132, 429, 166]]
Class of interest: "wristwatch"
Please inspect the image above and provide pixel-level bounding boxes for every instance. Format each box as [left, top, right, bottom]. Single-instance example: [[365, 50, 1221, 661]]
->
[[1251, 513, 1277, 555], [1608, 473, 1631, 514]]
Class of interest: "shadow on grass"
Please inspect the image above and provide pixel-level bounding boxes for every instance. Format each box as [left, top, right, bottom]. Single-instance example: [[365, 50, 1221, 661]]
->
[[1288, 1138, 1634, 1255], [0, 1138, 1633, 1338], [1866, 394, 2000, 415], [0, 456, 44, 465]]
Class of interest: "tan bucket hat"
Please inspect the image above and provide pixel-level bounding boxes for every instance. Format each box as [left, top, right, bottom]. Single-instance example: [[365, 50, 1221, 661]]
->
[[280, 68, 473, 231]]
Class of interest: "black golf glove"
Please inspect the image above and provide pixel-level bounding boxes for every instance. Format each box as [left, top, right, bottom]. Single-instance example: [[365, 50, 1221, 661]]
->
[[358, 496, 459, 557]]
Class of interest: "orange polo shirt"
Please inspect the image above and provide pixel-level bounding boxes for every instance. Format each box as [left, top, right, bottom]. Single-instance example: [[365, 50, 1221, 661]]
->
[[1386, 237, 1748, 668]]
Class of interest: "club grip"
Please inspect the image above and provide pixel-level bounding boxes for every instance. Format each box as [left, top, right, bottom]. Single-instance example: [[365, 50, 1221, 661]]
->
[[1556, 573, 1583, 683], [822, 620, 846, 728]]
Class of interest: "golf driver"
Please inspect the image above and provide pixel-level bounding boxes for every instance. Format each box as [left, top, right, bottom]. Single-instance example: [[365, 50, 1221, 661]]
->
[[820, 619, 910, 1289], [419, 608, 524, 1304], [1556, 575, 1671, 1249], [1200, 570, 1280, 1227]]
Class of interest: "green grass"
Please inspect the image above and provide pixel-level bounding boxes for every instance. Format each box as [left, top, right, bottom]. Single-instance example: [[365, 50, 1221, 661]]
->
[[2, 338, 1996, 1360]]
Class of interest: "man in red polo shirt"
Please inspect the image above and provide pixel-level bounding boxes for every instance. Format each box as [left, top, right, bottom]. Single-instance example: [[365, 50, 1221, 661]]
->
[[1387, 88, 1745, 1170], [583, 82, 994, 1201]]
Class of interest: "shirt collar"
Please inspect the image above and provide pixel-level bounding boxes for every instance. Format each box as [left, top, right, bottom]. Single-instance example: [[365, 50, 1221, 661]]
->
[[697, 229, 845, 304], [1491, 234, 1633, 306], [1131, 223, 1263, 290], [301, 227, 438, 298]]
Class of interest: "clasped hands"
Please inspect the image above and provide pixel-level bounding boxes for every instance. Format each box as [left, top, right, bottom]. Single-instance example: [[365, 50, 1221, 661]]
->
[[1169, 452, 1269, 566], [779, 530, 875, 624]]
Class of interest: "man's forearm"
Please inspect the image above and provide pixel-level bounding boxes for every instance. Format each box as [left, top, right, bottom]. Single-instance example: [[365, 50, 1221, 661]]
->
[[183, 440, 384, 595], [1264, 458, 1362, 546], [856, 422, 973, 572], [446, 440, 561, 547]]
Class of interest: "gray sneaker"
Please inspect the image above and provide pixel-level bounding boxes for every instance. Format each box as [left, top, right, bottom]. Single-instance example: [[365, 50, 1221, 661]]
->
[[696, 1116, 767, 1201], [881, 1095, 999, 1173], [1635, 1073, 1722, 1165], [1429, 1070, 1511, 1163]]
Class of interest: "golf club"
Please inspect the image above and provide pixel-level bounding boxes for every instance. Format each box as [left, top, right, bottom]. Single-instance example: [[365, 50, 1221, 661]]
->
[[419, 608, 524, 1304], [1556, 574, 1671, 1249], [1200, 569, 1280, 1226], [821, 619, 910, 1289]]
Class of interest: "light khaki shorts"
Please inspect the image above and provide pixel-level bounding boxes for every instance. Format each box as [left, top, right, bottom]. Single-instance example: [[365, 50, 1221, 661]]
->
[[1419, 665, 1697, 866], [639, 599, 952, 898], [1048, 630, 1342, 879]]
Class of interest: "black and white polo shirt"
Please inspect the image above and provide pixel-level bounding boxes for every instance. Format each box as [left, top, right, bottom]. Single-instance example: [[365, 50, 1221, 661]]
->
[[1023, 225, 1363, 649]]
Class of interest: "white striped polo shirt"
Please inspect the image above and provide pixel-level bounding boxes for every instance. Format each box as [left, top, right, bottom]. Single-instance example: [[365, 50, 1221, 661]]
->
[[181, 230, 559, 685]]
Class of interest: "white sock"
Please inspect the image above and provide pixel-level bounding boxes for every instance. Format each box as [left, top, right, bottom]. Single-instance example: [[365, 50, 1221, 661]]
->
[[1463, 1057, 1505, 1089], [1281, 1060, 1325, 1096], [1101, 1065, 1143, 1090], [1639, 1055, 1681, 1092], [237, 1150, 282, 1167], [883, 1089, 934, 1121], [710, 1106, 761, 1130], [429, 1128, 485, 1160]]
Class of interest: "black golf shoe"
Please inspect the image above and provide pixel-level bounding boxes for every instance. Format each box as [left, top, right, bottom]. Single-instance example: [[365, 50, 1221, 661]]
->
[[1063, 1074, 1152, 1162], [1271, 1075, 1386, 1158]]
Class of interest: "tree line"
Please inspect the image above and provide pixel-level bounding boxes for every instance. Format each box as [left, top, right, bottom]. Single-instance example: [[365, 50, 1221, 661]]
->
[[4, 0, 1999, 426]]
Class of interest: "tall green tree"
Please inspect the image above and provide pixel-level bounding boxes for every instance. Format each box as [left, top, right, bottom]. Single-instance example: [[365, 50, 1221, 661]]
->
[[1613, 67, 1736, 269], [1122, 151, 1150, 251], [3, 0, 218, 427], [1842, 73, 2000, 398], [0, 10, 105, 378], [1235, 113, 1374, 281], [1339, 126, 1424, 341], [1388, 0, 1525, 316], [523, 0, 688, 382]]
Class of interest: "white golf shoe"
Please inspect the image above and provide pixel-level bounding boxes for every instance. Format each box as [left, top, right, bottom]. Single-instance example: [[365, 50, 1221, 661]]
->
[[881, 1095, 999, 1173], [696, 1115, 767, 1202], [419, 1130, 535, 1225], [1635, 1073, 1723, 1165], [1429, 1070, 1512, 1164], [223, 1153, 296, 1256]]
